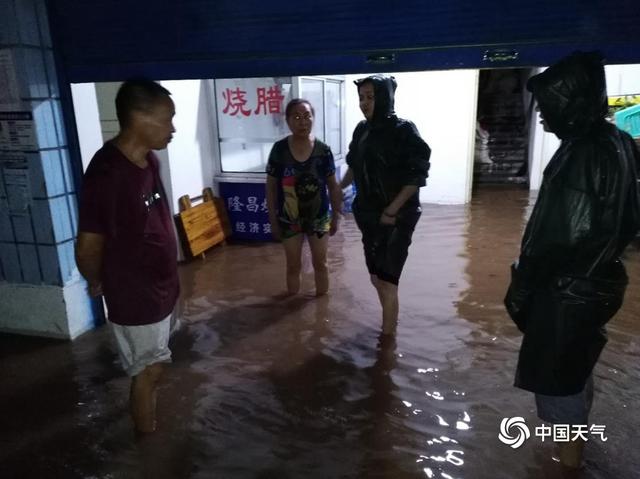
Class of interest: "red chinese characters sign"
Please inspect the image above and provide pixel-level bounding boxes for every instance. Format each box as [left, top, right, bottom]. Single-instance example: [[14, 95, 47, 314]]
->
[[215, 78, 292, 146], [221, 86, 285, 117]]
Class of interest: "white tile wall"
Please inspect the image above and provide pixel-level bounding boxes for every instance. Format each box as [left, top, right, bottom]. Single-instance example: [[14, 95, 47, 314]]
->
[[0, 242, 21, 282], [38, 244, 61, 284], [49, 195, 73, 242], [40, 149, 65, 196], [17, 243, 40, 283], [30, 199, 54, 243]]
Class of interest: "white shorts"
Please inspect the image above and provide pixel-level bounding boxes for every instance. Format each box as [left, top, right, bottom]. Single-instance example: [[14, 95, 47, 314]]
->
[[109, 314, 172, 377]]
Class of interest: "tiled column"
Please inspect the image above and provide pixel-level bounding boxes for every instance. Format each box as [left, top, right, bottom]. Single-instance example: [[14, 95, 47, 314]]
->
[[0, 0, 97, 338]]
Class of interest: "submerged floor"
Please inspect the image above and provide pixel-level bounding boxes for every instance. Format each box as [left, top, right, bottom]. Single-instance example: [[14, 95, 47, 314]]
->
[[2, 185, 640, 479]]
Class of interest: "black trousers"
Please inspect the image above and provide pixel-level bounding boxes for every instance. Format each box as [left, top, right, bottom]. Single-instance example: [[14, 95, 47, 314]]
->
[[354, 209, 421, 285]]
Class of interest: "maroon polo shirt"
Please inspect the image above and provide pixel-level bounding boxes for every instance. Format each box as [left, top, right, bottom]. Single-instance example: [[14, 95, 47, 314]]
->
[[78, 142, 179, 326]]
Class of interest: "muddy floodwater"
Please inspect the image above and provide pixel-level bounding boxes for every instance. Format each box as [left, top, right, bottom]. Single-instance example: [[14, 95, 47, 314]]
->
[[2, 185, 639, 479]]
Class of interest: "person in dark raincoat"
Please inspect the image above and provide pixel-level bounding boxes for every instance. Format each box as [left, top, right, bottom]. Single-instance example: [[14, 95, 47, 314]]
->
[[505, 51, 640, 468], [341, 75, 431, 336]]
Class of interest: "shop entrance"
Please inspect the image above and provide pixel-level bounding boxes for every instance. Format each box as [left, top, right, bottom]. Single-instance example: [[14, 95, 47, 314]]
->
[[472, 68, 533, 188]]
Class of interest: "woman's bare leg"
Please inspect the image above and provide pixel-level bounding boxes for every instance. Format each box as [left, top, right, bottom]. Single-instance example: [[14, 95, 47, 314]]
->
[[308, 234, 330, 296], [282, 234, 304, 294], [370, 275, 399, 335]]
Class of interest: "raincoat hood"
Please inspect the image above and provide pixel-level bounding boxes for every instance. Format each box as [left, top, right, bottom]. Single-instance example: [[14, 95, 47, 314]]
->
[[354, 74, 397, 126], [527, 51, 608, 140]]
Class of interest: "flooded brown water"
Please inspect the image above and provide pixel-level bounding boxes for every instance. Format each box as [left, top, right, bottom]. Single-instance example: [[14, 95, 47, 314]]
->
[[2, 185, 640, 479]]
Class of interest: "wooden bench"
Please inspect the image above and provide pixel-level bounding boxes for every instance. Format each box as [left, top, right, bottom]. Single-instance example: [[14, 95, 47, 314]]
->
[[174, 187, 231, 259]]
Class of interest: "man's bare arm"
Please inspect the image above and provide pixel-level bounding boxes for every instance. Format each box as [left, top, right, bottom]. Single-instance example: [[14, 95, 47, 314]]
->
[[75, 231, 105, 296]]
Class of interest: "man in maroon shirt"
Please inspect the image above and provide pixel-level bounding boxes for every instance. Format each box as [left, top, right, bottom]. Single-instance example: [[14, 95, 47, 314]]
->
[[75, 79, 178, 434]]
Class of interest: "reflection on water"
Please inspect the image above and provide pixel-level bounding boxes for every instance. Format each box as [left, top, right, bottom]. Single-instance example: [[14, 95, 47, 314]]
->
[[1, 185, 639, 478]]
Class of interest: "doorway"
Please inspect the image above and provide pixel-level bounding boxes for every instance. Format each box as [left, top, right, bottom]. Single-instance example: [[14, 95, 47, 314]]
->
[[473, 68, 533, 187]]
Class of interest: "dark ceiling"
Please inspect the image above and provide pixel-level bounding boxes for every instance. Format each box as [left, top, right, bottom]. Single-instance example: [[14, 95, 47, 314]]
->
[[47, 0, 640, 82]]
